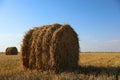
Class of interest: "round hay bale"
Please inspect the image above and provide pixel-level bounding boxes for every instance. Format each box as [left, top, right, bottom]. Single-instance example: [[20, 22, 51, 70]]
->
[[6, 47, 18, 55], [21, 24, 79, 72]]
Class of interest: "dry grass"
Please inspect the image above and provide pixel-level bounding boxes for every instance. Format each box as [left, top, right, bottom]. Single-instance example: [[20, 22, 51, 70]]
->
[[79, 52, 120, 67], [0, 52, 120, 80]]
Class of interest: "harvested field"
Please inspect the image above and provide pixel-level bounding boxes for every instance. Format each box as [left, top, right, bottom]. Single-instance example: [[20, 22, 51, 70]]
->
[[0, 52, 120, 80]]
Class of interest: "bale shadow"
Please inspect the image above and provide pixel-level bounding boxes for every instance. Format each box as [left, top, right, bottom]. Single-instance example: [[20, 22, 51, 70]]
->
[[78, 66, 120, 76], [60, 66, 120, 80]]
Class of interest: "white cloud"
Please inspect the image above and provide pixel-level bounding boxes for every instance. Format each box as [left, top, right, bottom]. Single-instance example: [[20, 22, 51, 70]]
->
[[108, 40, 120, 44], [0, 34, 23, 52], [80, 39, 120, 52]]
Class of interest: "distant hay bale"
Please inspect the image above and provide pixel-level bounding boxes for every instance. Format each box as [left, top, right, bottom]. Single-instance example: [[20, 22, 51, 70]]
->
[[21, 23, 79, 72], [6, 47, 18, 55]]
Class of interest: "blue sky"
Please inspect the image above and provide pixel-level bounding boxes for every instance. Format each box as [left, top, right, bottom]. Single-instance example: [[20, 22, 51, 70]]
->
[[0, 0, 120, 52]]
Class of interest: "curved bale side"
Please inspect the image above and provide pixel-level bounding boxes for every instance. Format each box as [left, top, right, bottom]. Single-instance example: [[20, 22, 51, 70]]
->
[[21, 24, 80, 72], [35, 24, 62, 70], [21, 27, 38, 68], [30, 26, 48, 69], [6, 47, 18, 55]]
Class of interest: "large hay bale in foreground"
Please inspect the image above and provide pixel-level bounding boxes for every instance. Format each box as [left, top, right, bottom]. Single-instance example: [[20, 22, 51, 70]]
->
[[6, 47, 18, 55], [21, 24, 79, 72]]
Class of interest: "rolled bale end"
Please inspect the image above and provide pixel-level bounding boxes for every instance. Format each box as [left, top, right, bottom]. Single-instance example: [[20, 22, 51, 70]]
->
[[6, 47, 18, 55], [50, 24, 79, 72]]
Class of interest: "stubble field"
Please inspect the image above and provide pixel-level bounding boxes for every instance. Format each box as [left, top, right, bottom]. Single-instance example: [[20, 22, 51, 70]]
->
[[0, 52, 120, 80]]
